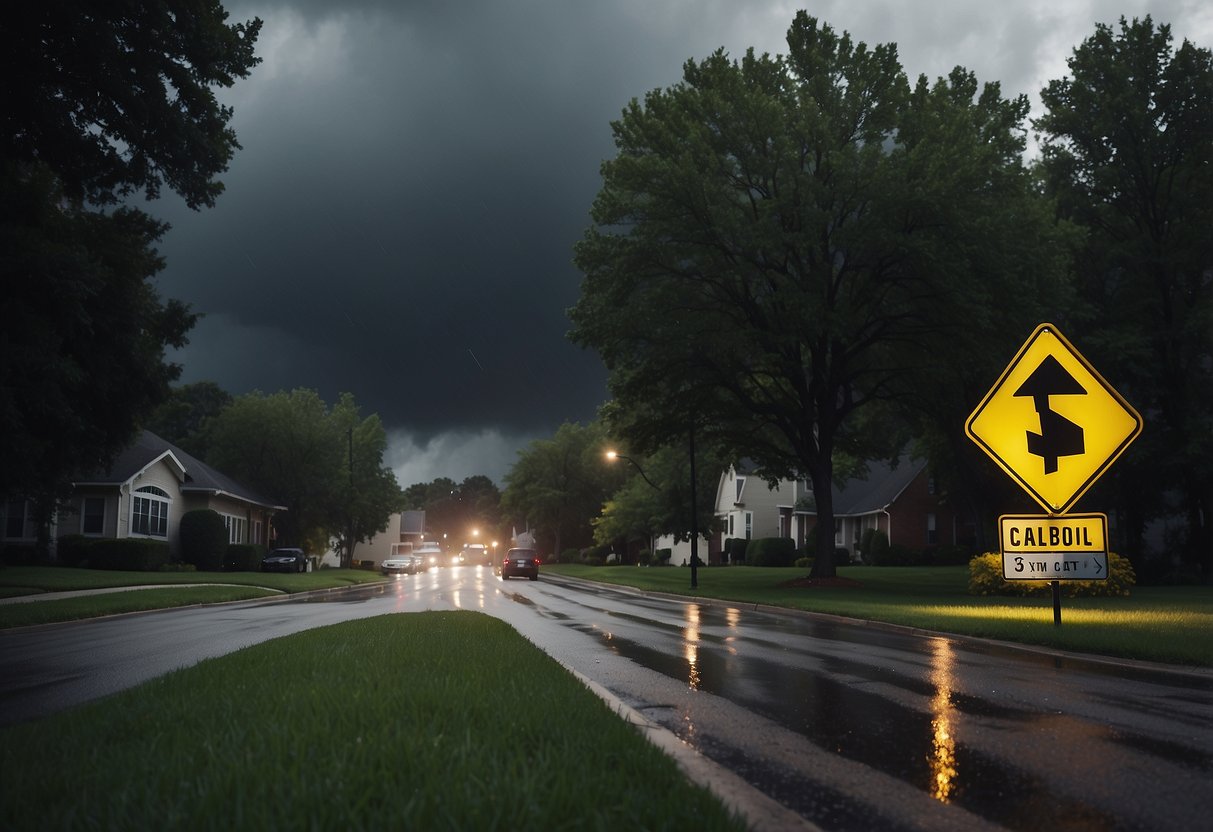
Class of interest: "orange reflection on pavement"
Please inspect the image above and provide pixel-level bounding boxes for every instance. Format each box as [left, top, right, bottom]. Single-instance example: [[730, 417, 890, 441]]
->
[[929, 638, 958, 802], [684, 604, 701, 691]]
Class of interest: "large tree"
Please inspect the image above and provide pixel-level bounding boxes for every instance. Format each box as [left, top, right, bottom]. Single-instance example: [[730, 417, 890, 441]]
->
[[144, 381, 234, 459], [570, 13, 1064, 576], [1, 3, 261, 519], [329, 394, 404, 569], [594, 443, 729, 555], [205, 389, 400, 559], [1035, 17, 1212, 580], [500, 421, 616, 557], [401, 476, 503, 547]]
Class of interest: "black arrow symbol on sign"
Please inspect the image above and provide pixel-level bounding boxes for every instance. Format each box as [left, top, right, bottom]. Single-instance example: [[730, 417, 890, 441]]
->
[[1013, 355, 1087, 474]]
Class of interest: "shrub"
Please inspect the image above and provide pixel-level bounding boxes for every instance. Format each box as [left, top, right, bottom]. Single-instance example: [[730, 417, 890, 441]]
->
[[862, 529, 890, 564], [179, 510, 227, 571], [580, 545, 611, 565], [224, 543, 265, 572], [746, 537, 797, 567], [56, 535, 93, 566], [794, 556, 813, 569], [158, 562, 197, 572], [967, 551, 1136, 597], [558, 549, 580, 564], [0, 544, 39, 566], [653, 548, 672, 566], [723, 537, 748, 564], [88, 539, 170, 571], [637, 549, 652, 566]]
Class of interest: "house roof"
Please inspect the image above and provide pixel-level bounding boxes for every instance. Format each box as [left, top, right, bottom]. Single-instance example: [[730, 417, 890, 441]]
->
[[731, 456, 926, 518], [75, 430, 287, 511], [833, 458, 926, 517]]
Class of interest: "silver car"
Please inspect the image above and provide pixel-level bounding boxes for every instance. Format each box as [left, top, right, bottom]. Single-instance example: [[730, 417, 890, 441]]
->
[[381, 552, 416, 575]]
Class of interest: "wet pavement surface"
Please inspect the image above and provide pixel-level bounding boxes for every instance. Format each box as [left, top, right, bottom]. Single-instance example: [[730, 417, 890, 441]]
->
[[2, 568, 1210, 831]]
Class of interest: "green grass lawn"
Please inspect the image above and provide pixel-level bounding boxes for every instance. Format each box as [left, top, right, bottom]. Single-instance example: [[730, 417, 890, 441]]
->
[[546, 564, 1213, 667], [0, 612, 747, 831]]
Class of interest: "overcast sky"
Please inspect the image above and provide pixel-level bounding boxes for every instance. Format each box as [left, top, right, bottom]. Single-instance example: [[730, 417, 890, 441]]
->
[[146, 0, 1212, 488]]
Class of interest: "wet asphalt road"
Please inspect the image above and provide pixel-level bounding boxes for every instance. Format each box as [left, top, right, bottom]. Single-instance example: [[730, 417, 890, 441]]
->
[[1, 567, 1210, 830]]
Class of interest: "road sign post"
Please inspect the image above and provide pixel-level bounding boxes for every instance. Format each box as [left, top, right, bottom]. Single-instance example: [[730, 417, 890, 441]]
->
[[999, 514, 1108, 580], [967, 323, 1141, 625], [965, 323, 1142, 515]]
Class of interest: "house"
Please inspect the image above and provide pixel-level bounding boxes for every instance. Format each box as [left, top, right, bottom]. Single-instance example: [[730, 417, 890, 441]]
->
[[713, 458, 971, 562], [2, 430, 285, 559], [339, 510, 426, 569]]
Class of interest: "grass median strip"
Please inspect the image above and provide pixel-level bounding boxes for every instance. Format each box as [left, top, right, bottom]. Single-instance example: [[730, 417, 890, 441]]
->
[[0, 611, 747, 832], [0, 586, 283, 628]]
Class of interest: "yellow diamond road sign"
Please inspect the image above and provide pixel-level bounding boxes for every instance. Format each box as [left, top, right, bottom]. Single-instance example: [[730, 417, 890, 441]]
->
[[966, 323, 1143, 514]]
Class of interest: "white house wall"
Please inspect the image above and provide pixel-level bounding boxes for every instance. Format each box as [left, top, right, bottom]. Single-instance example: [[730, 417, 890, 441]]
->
[[653, 533, 713, 566]]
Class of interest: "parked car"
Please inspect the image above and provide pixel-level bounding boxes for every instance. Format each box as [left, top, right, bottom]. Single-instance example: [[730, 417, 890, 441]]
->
[[261, 547, 307, 573], [414, 542, 443, 568], [501, 548, 539, 581], [381, 552, 416, 576]]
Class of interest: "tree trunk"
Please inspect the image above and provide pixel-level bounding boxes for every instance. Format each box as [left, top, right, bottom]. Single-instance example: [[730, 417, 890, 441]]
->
[[808, 462, 837, 579]]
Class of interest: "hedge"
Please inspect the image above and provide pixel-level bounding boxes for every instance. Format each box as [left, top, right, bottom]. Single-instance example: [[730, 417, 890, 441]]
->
[[180, 509, 228, 571], [224, 543, 266, 572], [88, 538, 170, 571], [968, 551, 1136, 597], [746, 537, 797, 567]]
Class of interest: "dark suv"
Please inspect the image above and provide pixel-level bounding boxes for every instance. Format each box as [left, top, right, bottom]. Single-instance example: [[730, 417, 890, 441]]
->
[[261, 547, 307, 573], [500, 548, 539, 581]]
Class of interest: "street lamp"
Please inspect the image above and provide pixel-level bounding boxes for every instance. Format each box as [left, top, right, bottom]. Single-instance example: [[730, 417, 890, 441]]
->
[[606, 448, 698, 588], [605, 450, 658, 489]]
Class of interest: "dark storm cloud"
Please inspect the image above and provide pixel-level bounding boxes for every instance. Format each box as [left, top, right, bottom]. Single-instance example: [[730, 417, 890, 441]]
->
[[146, 1, 1210, 484]]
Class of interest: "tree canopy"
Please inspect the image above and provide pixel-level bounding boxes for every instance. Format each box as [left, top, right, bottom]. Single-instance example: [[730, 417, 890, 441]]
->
[[500, 421, 617, 557], [1, 3, 261, 518], [204, 389, 401, 560], [1035, 16, 1213, 578], [3, 3, 262, 210], [402, 475, 504, 548], [570, 12, 1066, 576]]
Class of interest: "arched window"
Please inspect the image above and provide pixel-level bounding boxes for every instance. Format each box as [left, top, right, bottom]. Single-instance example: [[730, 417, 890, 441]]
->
[[131, 486, 170, 538]]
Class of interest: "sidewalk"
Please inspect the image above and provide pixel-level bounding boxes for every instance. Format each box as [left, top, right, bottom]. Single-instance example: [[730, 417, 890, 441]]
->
[[0, 584, 253, 605]]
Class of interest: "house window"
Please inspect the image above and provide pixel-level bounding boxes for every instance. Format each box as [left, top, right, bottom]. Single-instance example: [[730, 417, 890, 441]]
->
[[927, 513, 938, 545], [734, 476, 746, 504], [253, 520, 263, 546], [4, 499, 29, 539], [928, 477, 937, 496], [744, 512, 752, 539], [834, 518, 843, 546], [223, 514, 246, 544], [727, 514, 734, 536], [131, 486, 170, 538], [82, 497, 106, 536]]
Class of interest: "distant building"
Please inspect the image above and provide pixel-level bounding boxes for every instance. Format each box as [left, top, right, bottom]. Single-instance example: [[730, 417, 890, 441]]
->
[[335, 510, 426, 569]]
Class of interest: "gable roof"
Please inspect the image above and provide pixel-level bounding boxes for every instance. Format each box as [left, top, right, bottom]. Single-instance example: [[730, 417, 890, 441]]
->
[[75, 430, 286, 511], [833, 458, 926, 516], [729, 456, 926, 517]]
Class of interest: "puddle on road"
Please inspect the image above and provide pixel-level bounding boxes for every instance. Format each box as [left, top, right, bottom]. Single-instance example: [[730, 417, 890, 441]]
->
[[570, 621, 1124, 831]]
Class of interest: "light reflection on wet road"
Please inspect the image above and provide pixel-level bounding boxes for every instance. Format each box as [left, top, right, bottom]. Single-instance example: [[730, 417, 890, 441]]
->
[[500, 574, 1212, 831], [2, 567, 1210, 830]]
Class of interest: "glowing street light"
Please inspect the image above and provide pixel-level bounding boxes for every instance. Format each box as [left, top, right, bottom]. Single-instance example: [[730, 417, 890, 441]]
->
[[605, 450, 658, 489]]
